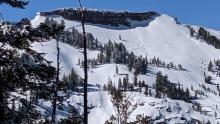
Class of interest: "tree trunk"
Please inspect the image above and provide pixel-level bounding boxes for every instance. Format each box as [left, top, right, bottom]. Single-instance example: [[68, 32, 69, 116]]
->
[[52, 40, 60, 123], [78, 0, 88, 123], [82, 10, 88, 124]]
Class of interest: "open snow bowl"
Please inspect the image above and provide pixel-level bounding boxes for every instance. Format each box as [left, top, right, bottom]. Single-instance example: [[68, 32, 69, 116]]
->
[[31, 8, 220, 124]]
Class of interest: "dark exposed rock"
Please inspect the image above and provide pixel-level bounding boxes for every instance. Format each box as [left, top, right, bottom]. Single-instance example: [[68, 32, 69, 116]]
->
[[39, 8, 159, 27]]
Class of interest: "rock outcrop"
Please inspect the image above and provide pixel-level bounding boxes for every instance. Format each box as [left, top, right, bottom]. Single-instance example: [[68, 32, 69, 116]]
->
[[39, 8, 159, 27]]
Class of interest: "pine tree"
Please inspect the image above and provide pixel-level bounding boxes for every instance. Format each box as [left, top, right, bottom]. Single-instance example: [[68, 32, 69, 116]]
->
[[119, 35, 121, 40], [148, 89, 152, 96], [127, 52, 135, 71], [205, 76, 212, 84], [0, 0, 28, 9], [60, 103, 82, 124], [123, 77, 128, 91], [208, 60, 213, 72], [139, 81, 142, 93], [37, 17, 65, 123], [198, 27, 209, 40], [67, 68, 81, 91], [187, 25, 195, 37], [185, 88, 190, 102], [207, 120, 211, 124], [0, 18, 64, 123], [155, 71, 163, 98], [0, 2, 65, 122], [118, 78, 122, 91], [144, 85, 148, 96], [107, 79, 113, 92], [178, 64, 183, 70], [191, 85, 194, 91], [133, 75, 138, 86], [142, 80, 145, 87], [116, 65, 119, 74], [130, 84, 134, 91], [103, 84, 107, 91]]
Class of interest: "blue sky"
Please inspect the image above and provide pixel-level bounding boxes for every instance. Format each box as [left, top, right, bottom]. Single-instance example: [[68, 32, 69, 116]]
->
[[0, 0, 220, 30]]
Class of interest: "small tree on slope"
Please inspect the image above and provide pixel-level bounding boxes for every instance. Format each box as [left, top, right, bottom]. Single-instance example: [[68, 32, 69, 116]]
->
[[106, 89, 141, 124]]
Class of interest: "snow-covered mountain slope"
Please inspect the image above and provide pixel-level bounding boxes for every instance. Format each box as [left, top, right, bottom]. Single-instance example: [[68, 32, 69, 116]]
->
[[31, 9, 220, 123]]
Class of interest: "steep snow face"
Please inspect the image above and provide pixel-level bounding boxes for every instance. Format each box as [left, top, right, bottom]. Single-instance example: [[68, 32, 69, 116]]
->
[[32, 14, 220, 87], [31, 13, 220, 123]]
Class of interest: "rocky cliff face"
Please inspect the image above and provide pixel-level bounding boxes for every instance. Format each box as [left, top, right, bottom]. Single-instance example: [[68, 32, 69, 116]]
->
[[39, 8, 159, 27]]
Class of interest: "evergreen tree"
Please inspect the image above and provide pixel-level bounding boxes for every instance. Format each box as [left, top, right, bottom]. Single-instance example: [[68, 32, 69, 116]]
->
[[60, 103, 82, 124], [185, 88, 190, 102], [127, 52, 135, 71], [187, 25, 195, 37], [144, 85, 148, 96], [205, 76, 212, 84], [148, 89, 152, 96], [134, 57, 142, 75], [155, 71, 163, 98], [139, 81, 142, 93], [198, 27, 209, 40], [119, 35, 121, 40], [0, 18, 64, 123], [104, 40, 113, 63], [66, 68, 81, 91], [0, 0, 28, 9], [178, 64, 183, 70], [130, 84, 134, 91], [123, 77, 128, 91], [103, 84, 107, 91], [133, 75, 138, 86], [208, 60, 213, 72], [0, 2, 65, 122], [107, 79, 113, 92], [155, 72, 191, 102], [116, 65, 119, 74], [142, 80, 145, 87], [112, 42, 127, 63], [191, 85, 194, 91], [197, 27, 220, 49], [207, 120, 211, 124], [118, 78, 122, 91]]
